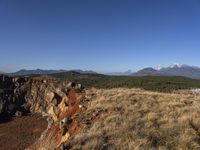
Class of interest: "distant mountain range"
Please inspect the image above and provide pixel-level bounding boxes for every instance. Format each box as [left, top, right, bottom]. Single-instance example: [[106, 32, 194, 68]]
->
[[5, 69, 97, 76], [132, 64, 200, 79], [105, 70, 132, 76], [2, 63, 200, 79]]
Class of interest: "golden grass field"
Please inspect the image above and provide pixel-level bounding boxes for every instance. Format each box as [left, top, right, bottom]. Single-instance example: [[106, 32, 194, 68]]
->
[[68, 88, 200, 150]]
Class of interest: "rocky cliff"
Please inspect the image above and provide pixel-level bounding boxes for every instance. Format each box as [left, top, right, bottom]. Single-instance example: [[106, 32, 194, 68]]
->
[[0, 75, 85, 149]]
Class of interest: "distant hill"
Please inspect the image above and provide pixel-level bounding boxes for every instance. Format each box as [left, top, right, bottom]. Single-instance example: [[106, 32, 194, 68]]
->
[[105, 70, 132, 76], [7, 69, 97, 76], [133, 67, 159, 76], [71, 69, 97, 74], [7, 69, 66, 76], [132, 64, 200, 79]]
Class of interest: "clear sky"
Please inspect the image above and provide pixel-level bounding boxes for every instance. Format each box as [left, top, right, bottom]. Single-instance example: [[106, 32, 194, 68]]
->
[[0, 0, 200, 73]]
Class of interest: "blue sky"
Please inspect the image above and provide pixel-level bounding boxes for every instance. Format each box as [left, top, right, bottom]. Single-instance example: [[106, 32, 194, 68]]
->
[[0, 0, 200, 73]]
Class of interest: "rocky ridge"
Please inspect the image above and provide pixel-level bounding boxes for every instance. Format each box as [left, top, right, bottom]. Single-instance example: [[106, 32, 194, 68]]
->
[[0, 75, 85, 149]]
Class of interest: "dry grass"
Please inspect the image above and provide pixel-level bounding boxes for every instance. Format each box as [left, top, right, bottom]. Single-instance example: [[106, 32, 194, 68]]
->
[[68, 88, 200, 150]]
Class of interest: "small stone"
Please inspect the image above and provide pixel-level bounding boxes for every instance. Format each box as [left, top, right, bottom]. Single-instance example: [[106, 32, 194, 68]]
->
[[15, 111, 22, 117], [47, 116, 53, 128], [60, 118, 72, 136], [67, 82, 76, 88], [76, 84, 83, 90], [8, 104, 16, 114], [21, 103, 30, 111]]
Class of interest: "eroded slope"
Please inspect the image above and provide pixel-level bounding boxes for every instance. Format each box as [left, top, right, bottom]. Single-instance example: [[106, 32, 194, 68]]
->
[[0, 75, 85, 150]]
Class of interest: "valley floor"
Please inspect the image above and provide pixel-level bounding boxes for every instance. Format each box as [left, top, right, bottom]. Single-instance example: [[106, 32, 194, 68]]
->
[[0, 114, 47, 150], [67, 88, 200, 150]]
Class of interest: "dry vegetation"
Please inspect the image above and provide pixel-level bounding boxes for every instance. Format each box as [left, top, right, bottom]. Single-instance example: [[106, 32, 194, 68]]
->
[[68, 88, 200, 150]]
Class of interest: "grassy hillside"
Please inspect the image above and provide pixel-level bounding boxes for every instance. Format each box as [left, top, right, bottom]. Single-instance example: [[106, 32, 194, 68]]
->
[[50, 72, 200, 92], [67, 88, 200, 150]]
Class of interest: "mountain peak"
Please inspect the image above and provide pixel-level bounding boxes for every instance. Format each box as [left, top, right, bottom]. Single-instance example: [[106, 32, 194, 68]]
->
[[154, 63, 191, 70], [133, 64, 200, 79], [168, 63, 186, 68]]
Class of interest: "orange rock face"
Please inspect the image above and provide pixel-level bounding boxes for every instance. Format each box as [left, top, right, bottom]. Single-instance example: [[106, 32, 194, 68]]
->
[[23, 78, 84, 150]]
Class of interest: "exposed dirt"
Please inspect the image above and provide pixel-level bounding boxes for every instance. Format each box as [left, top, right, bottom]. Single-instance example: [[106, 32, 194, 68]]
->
[[0, 114, 47, 150]]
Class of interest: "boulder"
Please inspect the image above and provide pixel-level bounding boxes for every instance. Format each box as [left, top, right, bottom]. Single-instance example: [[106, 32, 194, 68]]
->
[[75, 83, 84, 91], [7, 104, 16, 114]]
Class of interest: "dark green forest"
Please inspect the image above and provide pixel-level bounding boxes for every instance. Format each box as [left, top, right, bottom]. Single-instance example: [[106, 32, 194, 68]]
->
[[50, 71, 200, 92]]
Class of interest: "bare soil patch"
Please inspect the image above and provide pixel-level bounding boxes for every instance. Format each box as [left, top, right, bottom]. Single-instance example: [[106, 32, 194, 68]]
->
[[0, 114, 47, 150]]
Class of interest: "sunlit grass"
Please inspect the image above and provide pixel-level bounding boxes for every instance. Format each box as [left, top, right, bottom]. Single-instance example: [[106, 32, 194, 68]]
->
[[68, 88, 200, 150]]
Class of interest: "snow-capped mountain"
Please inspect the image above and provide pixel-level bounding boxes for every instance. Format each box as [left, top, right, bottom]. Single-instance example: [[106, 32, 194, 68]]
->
[[133, 64, 200, 79], [154, 63, 191, 70]]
